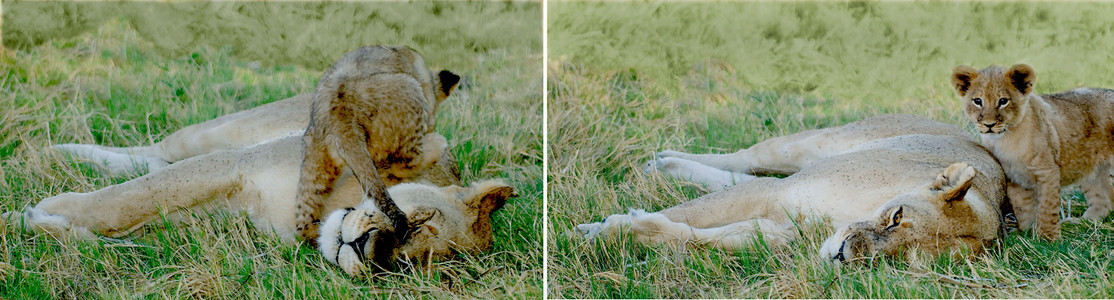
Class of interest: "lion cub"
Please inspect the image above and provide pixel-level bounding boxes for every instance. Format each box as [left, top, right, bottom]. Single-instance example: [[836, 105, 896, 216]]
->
[[951, 64, 1114, 239], [295, 46, 460, 247]]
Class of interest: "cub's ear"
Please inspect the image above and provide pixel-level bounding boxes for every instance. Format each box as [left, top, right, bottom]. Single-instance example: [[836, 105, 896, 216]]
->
[[1006, 64, 1035, 95], [435, 70, 461, 101], [408, 206, 440, 227], [465, 180, 518, 213], [930, 163, 977, 203], [951, 65, 979, 97]]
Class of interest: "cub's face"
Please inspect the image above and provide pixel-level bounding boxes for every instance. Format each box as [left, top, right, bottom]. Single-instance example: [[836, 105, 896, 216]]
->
[[820, 163, 995, 262], [951, 64, 1036, 134]]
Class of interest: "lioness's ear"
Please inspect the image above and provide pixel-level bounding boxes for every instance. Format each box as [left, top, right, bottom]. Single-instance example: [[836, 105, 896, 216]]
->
[[1006, 64, 1035, 95], [465, 180, 517, 213], [951, 65, 978, 96], [930, 163, 977, 203], [435, 70, 461, 101]]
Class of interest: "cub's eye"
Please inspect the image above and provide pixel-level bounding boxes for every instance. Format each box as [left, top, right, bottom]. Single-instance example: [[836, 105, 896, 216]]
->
[[972, 98, 983, 107], [887, 207, 903, 229], [998, 97, 1009, 106]]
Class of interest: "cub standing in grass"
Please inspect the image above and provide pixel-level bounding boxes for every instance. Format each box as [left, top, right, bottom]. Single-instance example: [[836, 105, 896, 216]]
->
[[951, 64, 1114, 240]]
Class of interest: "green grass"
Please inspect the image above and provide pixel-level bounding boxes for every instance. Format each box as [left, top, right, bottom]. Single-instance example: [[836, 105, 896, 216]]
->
[[1, 3, 541, 298], [548, 2, 1114, 298]]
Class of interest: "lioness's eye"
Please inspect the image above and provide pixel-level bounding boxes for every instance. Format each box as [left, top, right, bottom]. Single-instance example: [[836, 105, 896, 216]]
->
[[887, 207, 903, 229], [998, 97, 1009, 106], [972, 98, 983, 107]]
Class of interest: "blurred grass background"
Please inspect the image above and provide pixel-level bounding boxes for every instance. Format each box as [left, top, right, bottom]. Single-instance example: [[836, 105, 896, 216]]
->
[[548, 2, 1114, 298], [1, 2, 541, 298]]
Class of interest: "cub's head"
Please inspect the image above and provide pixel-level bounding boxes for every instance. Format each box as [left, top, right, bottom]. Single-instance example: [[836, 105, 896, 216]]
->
[[820, 163, 999, 263], [319, 45, 461, 109], [951, 64, 1036, 134], [317, 180, 517, 276]]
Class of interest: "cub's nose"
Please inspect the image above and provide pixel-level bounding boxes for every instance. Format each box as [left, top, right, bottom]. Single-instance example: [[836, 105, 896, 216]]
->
[[982, 121, 997, 128]]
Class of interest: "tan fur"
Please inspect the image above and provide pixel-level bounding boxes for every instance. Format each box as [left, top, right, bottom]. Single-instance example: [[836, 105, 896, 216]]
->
[[579, 115, 1006, 261], [293, 46, 461, 247], [318, 181, 515, 275], [8, 98, 506, 273], [952, 64, 1114, 240]]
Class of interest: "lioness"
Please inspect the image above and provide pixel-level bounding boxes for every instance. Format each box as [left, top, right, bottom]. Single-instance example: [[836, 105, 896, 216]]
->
[[951, 64, 1114, 240], [578, 115, 1007, 261], [8, 47, 516, 275]]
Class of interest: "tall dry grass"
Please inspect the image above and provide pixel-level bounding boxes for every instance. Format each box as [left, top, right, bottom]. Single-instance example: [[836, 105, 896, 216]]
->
[[548, 2, 1114, 298], [1, 3, 541, 298]]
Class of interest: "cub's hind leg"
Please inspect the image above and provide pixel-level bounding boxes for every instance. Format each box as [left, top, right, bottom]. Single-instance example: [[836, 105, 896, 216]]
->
[[1081, 162, 1114, 221]]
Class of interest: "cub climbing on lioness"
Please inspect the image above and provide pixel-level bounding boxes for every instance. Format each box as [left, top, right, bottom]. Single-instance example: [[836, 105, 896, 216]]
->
[[952, 64, 1114, 240], [294, 45, 461, 249]]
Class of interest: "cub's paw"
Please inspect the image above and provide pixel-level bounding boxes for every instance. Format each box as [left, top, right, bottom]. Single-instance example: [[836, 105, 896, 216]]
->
[[1081, 206, 1112, 221], [1035, 221, 1062, 240]]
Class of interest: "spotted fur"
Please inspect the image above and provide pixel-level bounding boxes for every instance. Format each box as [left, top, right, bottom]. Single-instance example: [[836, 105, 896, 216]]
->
[[952, 64, 1114, 240]]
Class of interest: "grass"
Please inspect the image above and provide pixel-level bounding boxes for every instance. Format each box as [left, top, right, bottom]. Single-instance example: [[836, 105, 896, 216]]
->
[[548, 2, 1114, 298], [0, 2, 541, 299]]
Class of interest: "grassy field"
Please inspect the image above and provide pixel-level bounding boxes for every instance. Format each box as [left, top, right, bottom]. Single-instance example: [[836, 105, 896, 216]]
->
[[0, 2, 541, 299], [548, 2, 1114, 298]]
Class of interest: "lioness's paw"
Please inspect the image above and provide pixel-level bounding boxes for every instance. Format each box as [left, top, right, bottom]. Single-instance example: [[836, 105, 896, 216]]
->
[[318, 207, 394, 276], [576, 213, 634, 240], [656, 150, 685, 159], [643, 157, 683, 175], [4, 206, 97, 240]]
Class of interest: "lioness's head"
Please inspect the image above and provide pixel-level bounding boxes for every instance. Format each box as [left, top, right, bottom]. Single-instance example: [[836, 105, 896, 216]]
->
[[317, 180, 517, 276], [951, 64, 1036, 134], [820, 163, 999, 262]]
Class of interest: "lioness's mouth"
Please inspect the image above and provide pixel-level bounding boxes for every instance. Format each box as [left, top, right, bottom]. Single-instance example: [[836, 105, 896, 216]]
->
[[833, 240, 847, 262]]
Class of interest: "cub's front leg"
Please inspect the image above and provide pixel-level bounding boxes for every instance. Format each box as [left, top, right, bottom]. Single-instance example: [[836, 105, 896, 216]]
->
[[1032, 166, 1063, 240]]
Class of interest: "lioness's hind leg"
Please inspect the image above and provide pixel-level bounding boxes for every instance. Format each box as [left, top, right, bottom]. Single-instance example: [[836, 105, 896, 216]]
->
[[656, 127, 852, 176], [50, 144, 170, 177], [644, 157, 756, 191], [1081, 162, 1114, 221], [579, 209, 794, 250]]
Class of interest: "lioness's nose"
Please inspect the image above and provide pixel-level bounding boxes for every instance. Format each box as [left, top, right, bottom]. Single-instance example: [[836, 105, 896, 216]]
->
[[982, 121, 997, 128]]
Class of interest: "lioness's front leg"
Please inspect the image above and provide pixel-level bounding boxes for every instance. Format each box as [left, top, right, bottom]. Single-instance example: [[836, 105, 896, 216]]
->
[[578, 177, 791, 242], [17, 150, 247, 238]]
